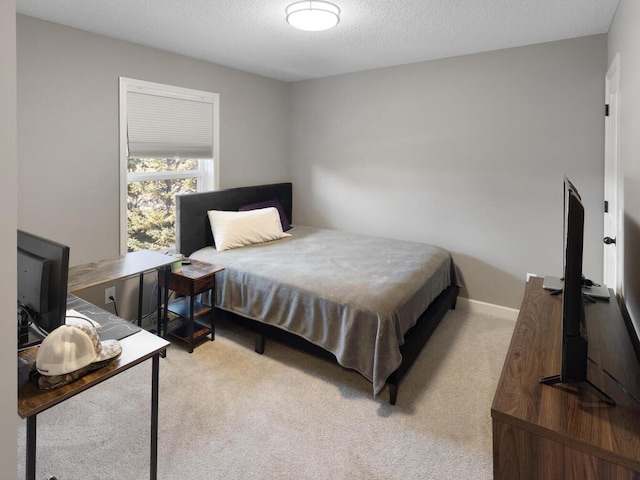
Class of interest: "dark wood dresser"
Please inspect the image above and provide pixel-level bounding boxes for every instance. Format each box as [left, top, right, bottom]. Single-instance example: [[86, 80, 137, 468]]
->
[[492, 277, 640, 479]]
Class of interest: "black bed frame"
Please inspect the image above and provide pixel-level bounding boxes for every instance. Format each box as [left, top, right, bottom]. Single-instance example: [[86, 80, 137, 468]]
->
[[176, 183, 459, 405]]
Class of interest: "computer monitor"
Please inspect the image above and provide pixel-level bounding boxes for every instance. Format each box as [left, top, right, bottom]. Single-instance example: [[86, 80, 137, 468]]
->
[[17, 230, 70, 346]]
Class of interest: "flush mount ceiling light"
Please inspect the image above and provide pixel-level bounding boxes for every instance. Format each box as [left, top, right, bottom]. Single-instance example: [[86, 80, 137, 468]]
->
[[286, 1, 341, 32]]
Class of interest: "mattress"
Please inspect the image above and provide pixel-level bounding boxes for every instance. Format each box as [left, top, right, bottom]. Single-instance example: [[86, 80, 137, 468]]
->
[[190, 225, 454, 395]]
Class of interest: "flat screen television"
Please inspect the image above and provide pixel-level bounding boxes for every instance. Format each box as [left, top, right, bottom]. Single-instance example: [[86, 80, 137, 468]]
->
[[540, 178, 614, 405], [17, 230, 70, 347]]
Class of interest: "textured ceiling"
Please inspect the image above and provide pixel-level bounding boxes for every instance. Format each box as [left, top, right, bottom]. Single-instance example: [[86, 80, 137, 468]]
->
[[16, 0, 619, 82]]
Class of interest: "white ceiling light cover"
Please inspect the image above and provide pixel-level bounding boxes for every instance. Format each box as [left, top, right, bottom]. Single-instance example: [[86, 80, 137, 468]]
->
[[286, 1, 340, 31]]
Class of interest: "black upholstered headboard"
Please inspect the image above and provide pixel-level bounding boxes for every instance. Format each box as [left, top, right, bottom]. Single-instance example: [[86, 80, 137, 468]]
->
[[175, 182, 293, 257]]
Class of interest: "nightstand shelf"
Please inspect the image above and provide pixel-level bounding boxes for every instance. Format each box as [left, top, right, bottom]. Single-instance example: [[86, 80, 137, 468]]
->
[[167, 296, 212, 318], [166, 297, 213, 346], [159, 260, 224, 353]]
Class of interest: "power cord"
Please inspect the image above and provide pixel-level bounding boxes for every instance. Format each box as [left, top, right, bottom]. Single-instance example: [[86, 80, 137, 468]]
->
[[588, 356, 640, 405], [109, 295, 119, 317], [17, 302, 48, 339]]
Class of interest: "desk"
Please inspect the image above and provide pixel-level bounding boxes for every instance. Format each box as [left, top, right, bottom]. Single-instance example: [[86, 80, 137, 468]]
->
[[18, 296, 170, 480], [68, 250, 174, 326], [492, 277, 640, 479]]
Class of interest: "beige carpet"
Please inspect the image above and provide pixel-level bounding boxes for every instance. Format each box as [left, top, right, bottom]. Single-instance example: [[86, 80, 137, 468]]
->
[[17, 306, 515, 480]]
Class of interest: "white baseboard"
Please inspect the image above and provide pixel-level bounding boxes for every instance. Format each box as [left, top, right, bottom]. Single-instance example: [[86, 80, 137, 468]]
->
[[456, 297, 519, 321]]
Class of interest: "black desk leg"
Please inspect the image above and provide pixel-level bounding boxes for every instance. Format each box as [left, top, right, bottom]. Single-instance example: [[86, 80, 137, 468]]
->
[[150, 353, 160, 480], [157, 266, 170, 358], [25, 415, 36, 480], [163, 267, 170, 338], [156, 273, 162, 338], [138, 272, 144, 327]]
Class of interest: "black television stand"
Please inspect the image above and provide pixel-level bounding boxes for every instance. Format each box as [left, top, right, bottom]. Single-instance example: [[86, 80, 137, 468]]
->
[[539, 374, 616, 406]]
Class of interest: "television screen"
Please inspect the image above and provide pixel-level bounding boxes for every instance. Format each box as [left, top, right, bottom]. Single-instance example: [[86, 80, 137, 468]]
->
[[540, 178, 614, 405], [560, 179, 588, 382]]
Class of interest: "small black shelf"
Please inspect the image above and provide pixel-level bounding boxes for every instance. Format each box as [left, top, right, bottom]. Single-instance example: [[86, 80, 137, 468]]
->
[[165, 297, 213, 352], [166, 317, 212, 345], [167, 297, 212, 319]]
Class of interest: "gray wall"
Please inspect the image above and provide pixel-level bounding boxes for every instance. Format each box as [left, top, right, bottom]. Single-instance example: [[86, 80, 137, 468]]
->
[[1, 0, 17, 477], [608, 1, 640, 343], [17, 15, 291, 268], [17, 15, 291, 318], [17, 17, 609, 313], [290, 35, 607, 309]]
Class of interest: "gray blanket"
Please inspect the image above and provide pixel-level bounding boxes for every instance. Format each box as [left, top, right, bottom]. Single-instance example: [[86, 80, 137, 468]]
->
[[190, 225, 453, 395]]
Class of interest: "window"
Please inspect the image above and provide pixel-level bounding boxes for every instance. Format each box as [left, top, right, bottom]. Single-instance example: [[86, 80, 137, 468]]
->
[[119, 78, 219, 253]]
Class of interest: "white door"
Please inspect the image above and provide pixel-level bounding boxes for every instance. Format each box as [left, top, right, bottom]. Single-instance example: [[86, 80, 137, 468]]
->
[[603, 54, 621, 293]]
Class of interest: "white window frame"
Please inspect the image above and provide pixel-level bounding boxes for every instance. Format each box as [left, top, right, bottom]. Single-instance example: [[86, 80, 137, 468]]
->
[[119, 77, 220, 254]]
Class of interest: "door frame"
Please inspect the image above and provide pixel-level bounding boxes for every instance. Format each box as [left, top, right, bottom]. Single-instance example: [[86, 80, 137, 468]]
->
[[603, 53, 622, 295]]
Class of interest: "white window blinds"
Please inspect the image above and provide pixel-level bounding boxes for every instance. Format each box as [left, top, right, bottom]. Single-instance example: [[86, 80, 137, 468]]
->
[[126, 89, 214, 159]]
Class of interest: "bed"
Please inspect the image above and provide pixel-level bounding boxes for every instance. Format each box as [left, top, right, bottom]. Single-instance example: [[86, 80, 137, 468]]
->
[[175, 182, 459, 404]]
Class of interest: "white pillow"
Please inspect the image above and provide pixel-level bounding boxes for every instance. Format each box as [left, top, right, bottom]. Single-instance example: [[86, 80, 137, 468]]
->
[[207, 207, 292, 252]]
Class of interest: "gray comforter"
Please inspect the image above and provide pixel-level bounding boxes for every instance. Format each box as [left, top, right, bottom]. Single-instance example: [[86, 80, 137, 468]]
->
[[190, 225, 454, 396]]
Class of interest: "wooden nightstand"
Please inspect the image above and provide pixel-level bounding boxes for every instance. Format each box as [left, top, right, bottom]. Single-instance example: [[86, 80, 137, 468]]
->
[[158, 259, 224, 353]]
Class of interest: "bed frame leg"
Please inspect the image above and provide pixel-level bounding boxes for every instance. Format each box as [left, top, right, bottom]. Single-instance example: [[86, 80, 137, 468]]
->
[[450, 297, 457, 310], [255, 334, 265, 354], [388, 383, 398, 405]]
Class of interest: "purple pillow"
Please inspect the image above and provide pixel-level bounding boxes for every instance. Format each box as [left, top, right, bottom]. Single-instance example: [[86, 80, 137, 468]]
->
[[239, 199, 292, 231]]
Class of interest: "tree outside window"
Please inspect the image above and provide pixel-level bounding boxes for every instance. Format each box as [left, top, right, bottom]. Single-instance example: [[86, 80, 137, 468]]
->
[[127, 158, 199, 252]]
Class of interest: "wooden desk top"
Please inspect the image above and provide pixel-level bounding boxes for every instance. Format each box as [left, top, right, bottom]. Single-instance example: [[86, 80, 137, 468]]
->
[[492, 277, 640, 470], [18, 299, 169, 419], [68, 250, 175, 293]]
